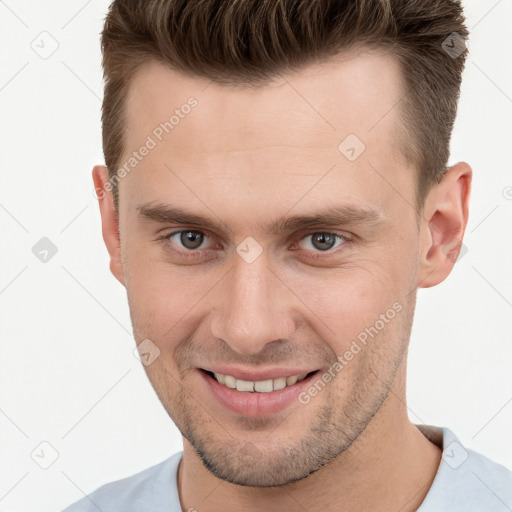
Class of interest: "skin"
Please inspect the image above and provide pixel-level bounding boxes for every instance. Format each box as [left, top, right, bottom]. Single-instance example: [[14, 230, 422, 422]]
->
[[94, 48, 471, 511]]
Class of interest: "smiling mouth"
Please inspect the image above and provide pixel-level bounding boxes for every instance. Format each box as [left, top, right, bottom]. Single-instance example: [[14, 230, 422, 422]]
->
[[201, 369, 318, 393]]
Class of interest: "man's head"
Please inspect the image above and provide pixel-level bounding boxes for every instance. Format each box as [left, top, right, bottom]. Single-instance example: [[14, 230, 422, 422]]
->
[[100, 0, 468, 215], [94, 0, 471, 487]]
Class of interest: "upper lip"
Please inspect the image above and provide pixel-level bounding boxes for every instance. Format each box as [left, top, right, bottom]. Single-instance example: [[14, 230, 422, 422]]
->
[[200, 366, 317, 382]]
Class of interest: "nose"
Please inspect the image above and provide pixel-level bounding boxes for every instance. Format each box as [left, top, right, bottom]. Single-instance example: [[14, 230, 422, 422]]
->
[[210, 250, 295, 356]]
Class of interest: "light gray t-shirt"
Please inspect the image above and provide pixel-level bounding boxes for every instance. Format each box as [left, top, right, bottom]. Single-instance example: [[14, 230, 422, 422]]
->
[[62, 425, 512, 511]]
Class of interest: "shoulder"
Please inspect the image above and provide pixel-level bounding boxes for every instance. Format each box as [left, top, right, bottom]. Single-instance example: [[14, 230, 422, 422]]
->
[[61, 451, 183, 512], [418, 425, 512, 512]]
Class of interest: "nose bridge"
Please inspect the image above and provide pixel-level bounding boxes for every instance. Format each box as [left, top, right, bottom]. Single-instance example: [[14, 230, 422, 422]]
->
[[211, 252, 293, 355]]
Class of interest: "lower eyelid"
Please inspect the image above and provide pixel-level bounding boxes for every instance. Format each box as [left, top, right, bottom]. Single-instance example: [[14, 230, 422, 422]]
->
[[302, 239, 353, 259]]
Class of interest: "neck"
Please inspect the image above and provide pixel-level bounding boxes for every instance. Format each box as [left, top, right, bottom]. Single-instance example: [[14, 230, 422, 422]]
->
[[177, 367, 441, 512]]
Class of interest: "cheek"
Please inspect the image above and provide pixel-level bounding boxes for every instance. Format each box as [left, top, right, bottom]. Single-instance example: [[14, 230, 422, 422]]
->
[[124, 248, 222, 337], [123, 230, 415, 349], [283, 260, 407, 350]]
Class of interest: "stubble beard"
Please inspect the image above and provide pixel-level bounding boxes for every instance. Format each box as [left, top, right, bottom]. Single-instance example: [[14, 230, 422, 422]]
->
[[131, 291, 415, 487], [148, 331, 410, 487]]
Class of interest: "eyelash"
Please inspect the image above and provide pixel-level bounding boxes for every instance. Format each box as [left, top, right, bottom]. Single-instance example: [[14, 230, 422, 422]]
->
[[156, 229, 354, 261]]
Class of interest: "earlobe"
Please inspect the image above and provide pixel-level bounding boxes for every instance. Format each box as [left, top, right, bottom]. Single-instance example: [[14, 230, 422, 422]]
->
[[92, 165, 126, 286], [417, 162, 472, 288]]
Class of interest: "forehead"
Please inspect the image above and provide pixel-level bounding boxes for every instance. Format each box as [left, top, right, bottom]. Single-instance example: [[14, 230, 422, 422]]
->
[[120, 49, 414, 225], [125, 48, 405, 151]]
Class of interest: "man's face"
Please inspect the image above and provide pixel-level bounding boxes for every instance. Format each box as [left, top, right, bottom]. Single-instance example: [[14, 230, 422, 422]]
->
[[115, 50, 424, 486]]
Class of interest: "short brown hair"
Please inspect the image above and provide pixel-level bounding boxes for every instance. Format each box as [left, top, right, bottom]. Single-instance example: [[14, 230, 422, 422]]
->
[[100, 0, 468, 213]]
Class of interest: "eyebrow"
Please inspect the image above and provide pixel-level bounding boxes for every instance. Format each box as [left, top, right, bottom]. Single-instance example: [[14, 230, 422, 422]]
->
[[136, 202, 385, 235]]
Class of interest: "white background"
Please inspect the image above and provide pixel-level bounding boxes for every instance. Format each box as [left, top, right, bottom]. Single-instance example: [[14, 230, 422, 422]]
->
[[0, 1, 511, 511]]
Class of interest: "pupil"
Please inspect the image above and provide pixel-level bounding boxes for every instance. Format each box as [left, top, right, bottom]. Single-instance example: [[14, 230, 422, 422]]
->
[[180, 231, 203, 249], [312, 233, 335, 251]]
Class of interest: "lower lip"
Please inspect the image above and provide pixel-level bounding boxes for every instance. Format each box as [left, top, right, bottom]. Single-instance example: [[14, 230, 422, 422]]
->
[[200, 370, 318, 417]]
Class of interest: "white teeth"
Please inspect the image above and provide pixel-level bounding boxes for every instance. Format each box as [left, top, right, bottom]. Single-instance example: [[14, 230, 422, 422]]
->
[[211, 371, 311, 392], [236, 379, 254, 392], [224, 375, 236, 388], [254, 379, 273, 392], [286, 375, 298, 386], [273, 377, 287, 390]]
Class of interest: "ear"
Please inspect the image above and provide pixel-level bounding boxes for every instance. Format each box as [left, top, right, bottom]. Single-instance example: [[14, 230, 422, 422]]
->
[[417, 162, 472, 288], [92, 165, 126, 286]]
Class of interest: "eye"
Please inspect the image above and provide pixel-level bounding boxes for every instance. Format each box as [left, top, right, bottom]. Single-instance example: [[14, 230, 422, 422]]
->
[[167, 230, 210, 250], [157, 229, 351, 263], [298, 232, 346, 252]]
